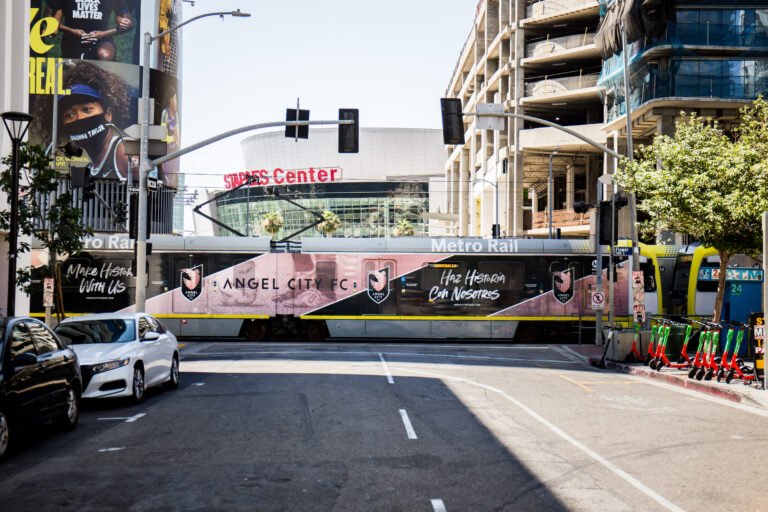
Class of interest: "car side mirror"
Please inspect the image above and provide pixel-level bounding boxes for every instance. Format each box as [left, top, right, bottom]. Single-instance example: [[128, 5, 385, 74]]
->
[[142, 331, 160, 341], [12, 352, 38, 368]]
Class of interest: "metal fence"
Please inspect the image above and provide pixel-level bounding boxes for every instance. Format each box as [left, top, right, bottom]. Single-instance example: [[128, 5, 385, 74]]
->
[[40, 178, 176, 235]]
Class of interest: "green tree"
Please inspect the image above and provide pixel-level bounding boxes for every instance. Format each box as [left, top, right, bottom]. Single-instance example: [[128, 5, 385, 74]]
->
[[613, 99, 768, 322], [316, 210, 341, 237], [0, 143, 93, 320]]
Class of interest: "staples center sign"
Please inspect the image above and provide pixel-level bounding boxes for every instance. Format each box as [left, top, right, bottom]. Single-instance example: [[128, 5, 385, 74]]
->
[[224, 167, 342, 189]]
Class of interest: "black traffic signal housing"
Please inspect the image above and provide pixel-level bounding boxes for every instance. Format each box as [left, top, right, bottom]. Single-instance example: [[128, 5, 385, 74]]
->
[[83, 173, 96, 202], [598, 195, 629, 245], [338, 108, 359, 153], [440, 98, 465, 145], [573, 201, 592, 214], [70, 166, 95, 201], [61, 142, 83, 158], [491, 224, 501, 238], [128, 192, 151, 240], [285, 108, 309, 139]]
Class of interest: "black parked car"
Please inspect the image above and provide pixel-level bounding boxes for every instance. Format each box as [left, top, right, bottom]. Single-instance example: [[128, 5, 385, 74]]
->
[[0, 317, 82, 460]]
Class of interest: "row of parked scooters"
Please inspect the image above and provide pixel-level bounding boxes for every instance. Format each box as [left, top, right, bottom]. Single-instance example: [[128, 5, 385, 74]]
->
[[625, 318, 762, 385]]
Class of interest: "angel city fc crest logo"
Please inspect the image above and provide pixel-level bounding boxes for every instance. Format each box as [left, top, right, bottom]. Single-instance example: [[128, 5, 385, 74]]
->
[[552, 269, 574, 305], [180, 265, 203, 302], [367, 267, 390, 304]]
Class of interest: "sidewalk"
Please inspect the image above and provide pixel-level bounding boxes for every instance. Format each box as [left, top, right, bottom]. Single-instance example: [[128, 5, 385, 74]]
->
[[563, 344, 768, 411]]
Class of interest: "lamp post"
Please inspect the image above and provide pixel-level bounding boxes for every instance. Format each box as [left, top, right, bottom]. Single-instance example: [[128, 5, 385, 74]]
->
[[548, 146, 559, 239], [136, 9, 250, 312], [2, 111, 33, 316], [50, 59, 75, 157], [473, 177, 499, 238]]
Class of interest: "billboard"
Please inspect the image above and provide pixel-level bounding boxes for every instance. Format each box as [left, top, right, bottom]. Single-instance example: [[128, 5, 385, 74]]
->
[[28, 1, 182, 188]]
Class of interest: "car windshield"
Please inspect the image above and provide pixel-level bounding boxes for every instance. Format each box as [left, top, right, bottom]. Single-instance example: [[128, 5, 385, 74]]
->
[[55, 319, 136, 345]]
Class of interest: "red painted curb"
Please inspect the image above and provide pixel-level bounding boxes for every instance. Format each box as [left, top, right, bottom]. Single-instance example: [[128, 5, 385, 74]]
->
[[590, 358, 744, 404]]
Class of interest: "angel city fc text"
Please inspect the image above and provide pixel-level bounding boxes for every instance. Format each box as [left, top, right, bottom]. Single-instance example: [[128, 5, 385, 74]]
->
[[221, 277, 356, 291]]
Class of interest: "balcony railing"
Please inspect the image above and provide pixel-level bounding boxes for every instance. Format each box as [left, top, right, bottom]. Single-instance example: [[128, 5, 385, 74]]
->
[[525, 72, 599, 96], [531, 208, 593, 231], [526, 0, 596, 19], [525, 32, 596, 58]]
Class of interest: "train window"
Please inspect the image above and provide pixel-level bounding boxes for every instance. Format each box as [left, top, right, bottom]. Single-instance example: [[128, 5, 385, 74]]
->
[[697, 256, 719, 292], [672, 259, 691, 296], [639, 257, 657, 292]]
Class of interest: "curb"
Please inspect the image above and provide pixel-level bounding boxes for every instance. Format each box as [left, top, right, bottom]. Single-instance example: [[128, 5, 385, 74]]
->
[[588, 357, 748, 405]]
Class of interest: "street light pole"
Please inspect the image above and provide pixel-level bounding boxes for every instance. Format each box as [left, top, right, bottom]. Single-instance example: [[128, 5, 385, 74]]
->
[[50, 59, 75, 157], [2, 111, 33, 316], [136, 9, 250, 312], [473, 177, 498, 238], [548, 146, 559, 239]]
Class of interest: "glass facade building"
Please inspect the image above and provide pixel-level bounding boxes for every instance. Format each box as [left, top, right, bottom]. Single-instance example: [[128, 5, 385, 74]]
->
[[599, 3, 768, 121], [215, 182, 429, 239]]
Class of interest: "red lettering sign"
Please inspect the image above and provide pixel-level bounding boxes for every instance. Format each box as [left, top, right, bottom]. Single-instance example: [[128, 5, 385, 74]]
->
[[223, 167, 342, 189]]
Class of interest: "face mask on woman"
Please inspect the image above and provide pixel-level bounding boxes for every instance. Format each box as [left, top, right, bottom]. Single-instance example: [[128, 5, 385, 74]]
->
[[63, 113, 110, 159]]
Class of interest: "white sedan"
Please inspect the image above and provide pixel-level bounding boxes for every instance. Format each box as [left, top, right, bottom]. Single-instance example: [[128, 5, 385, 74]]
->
[[54, 313, 179, 402]]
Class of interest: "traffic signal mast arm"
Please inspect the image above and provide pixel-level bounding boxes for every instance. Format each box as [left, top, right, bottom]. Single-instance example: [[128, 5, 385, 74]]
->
[[146, 119, 355, 171]]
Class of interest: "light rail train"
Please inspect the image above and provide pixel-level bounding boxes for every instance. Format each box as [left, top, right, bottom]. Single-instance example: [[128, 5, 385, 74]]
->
[[30, 235, 642, 342]]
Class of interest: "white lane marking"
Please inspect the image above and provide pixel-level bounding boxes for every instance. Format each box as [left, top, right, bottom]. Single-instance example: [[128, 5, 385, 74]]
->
[[551, 344, 591, 364], [399, 409, 418, 440], [98, 447, 125, 453], [126, 413, 146, 423], [97, 412, 145, 423], [192, 382, 205, 386], [378, 353, 394, 384], [397, 367, 686, 512], [431, 498, 447, 512]]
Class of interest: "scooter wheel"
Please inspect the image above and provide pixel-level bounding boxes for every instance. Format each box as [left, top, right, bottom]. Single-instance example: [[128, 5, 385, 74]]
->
[[704, 369, 714, 381], [649, 359, 657, 370], [725, 368, 735, 384], [695, 367, 706, 380], [643, 354, 652, 366], [688, 367, 698, 379], [716, 369, 725, 382]]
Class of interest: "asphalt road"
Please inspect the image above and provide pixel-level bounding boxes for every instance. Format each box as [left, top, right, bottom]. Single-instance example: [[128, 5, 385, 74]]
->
[[1, 342, 767, 511]]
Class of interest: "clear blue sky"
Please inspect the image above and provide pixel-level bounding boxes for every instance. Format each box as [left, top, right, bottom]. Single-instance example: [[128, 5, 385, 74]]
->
[[179, 0, 479, 188]]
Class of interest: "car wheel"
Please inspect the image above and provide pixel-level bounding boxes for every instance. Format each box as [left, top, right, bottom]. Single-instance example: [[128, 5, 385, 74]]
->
[[55, 387, 79, 431], [132, 366, 145, 403], [0, 409, 10, 460], [164, 355, 180, 389]]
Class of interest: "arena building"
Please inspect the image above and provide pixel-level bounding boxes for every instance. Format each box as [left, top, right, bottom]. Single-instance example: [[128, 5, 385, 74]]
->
[[194, 128, 449, 239]]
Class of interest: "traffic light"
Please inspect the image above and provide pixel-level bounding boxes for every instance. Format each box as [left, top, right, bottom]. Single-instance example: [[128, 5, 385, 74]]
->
[[60, 142, 83, 158], [83, 173, 96, 202], [573, 201, 592, 214], [128, 192, 150, 240], [491, 224, 500, 238], [598, 195, 629, 245], [285, 108, 309, 139], [440, 98, 465, 145], [338, 108, 359, 153]]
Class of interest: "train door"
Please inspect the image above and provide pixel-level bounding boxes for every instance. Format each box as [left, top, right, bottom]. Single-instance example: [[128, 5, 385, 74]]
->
[[638, 255, 659, 316], [362, 258, 397, 314]]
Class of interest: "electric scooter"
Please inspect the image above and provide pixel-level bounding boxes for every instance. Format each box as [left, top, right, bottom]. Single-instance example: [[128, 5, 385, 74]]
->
[[715, 325, 737, 382], [648, 321, 671, 370], [723, 324, 758, 384], [625, 321, 645, 363], [696, 322, 723, 381], [688, 322, 715, 379], [643, 320, 662, 366]]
